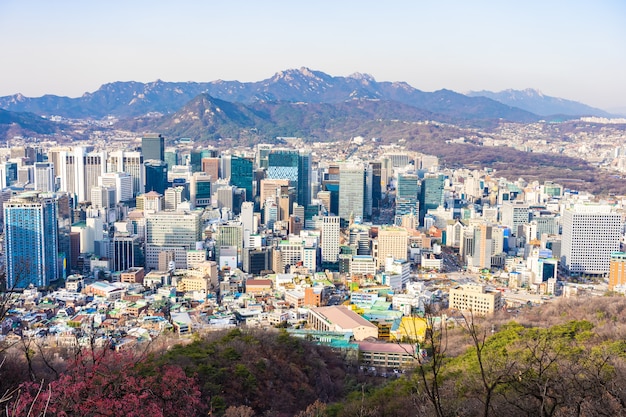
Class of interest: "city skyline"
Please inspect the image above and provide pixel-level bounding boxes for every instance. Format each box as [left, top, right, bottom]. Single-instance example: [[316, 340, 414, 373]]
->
[[0, 1, 625, 112]]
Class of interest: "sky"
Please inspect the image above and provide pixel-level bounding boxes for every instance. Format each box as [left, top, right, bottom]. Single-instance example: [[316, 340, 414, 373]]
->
[[1, 1, 625, 112]]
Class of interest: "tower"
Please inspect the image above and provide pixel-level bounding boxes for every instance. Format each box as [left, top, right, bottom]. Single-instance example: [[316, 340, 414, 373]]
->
[[396, 173, 420, 220], [34, 162, 55, 193], [419, 175, 444, 226], [4, 192, 59, 288], [338, 163, 365, 224], [230, 155, 254, 205], [142, 134, 165, 162], [321, 216, 340, 264], [561, 204, 621, 277], [144, 160, 168, 194]]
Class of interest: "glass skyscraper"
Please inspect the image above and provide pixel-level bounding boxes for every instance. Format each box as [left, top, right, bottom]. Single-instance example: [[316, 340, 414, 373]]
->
[[396, 173, 420, 219], [267, 149, 311, 207], [4, 192, 59, 288], [230, 155, 254, 203], [142, 134, 165, 162]]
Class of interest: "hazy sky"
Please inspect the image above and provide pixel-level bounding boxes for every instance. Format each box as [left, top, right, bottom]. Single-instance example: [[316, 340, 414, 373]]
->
[[1, 1, 624, 111]]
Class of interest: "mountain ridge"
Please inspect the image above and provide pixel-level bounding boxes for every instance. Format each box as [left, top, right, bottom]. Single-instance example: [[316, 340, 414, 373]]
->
[[467, 88, 612, 117], [0, 68, 541, 123]]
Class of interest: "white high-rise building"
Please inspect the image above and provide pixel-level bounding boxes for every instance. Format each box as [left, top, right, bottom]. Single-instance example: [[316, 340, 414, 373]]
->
[[145, 209, 203, 270], [561, 204, 621, 276], [34, 162, 55, 192], [321, 215, 340, 263], [99, 172, 133, 204], [107, 151, 144, 197], [240, 201, 256, 235]]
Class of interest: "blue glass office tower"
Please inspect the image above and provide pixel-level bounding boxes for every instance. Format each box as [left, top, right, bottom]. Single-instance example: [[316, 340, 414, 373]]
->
[[396, 173, 420, 218], [419, 175, 445, 225], [230, 155, 254, 202], [267, 149, 311, 207], [4, 193, 59, 288], [142, 134, 165, 162]]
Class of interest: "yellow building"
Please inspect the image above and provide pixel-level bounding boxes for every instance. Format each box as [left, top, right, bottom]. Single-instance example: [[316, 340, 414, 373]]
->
[[390, 316, 428, 342], [449, 284, 504, 315], [609, 252, 626, 290], [376, 226, 408, 268]]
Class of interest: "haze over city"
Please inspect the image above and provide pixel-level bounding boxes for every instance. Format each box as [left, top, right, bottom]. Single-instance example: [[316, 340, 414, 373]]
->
[[1, 0, 625, 112]]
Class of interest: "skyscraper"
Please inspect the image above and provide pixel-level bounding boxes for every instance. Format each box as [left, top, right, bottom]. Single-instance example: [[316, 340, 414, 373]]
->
[[4, 192, 59, 288], [144, 160, 168, 194], [561, 204, 621, 276], [419, 175, 444, 225], [338, 164, 365, 223], [230, 155, 254, 204], [376, 226, 408, 268], [267, 149, 311, 207], [321, 216, 340, 264], [395, 173, 420, 220], [142, 134, 165, 162], [34, 162, 55, 193], [145, 209, 203, 269]]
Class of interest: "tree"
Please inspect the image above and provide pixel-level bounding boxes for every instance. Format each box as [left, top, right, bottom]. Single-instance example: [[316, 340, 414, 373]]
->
[[7, 349, 204, 417]]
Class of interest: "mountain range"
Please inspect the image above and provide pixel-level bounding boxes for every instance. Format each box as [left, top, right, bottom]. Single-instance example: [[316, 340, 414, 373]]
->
[[0, 67, 614, 142], [467, 88, 612, 117]]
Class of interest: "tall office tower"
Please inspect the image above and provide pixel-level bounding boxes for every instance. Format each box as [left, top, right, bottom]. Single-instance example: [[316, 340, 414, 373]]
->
[[34, 162, 55, 192], [297, 150, 312, 206], [376, 226, 408, 268], [202, 157, 220, 180], [110, 234, 137, 272], [1, 161, 18, 188], [99, 172, 133, 203], [84, 150, 107, 202], [500, 201, 530, 236], [188, 149, 203, 173], [321, 215, 340, 264], [215, 221, 244, 263], [471, 223, 495, 270], [363, 164, 373, 221], [260, 179, 290, 205], [609, 252, 626, 290], [164, 147, 178, 170], [144, 160, 168, 194], [17, 166, 32, 185], [321, 164, 340, 215], [419, 174, 445, 225], [46, 146, 70, 179], [4, 193, 59, 288], [90, 186, 116, 209], [57, 150, 76, 198], [230, 155, 254, 204], [142, 134, 165, 162], [338, 164, 365, 223], [256, 144, 273, 170], [164, 186, 185, 211], [240, 201, 256, 235], [107, 151, 144, 198], [190, 172, 212, 207], [561, 204, 621, 277], [264, 201, 278, 229], [368, 161, 382, 215], [317, 190, 331, 214], [144, 209, 203, 270], [267, 149, 311, 207], [278, 191, 294, 221], [215, 185, 235, 213], [395, 173, 420, 219]]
